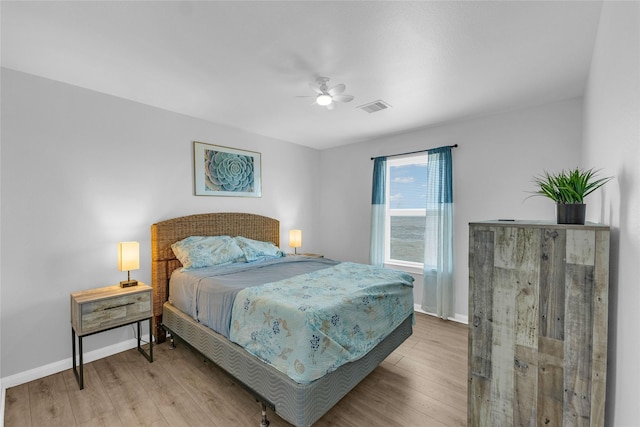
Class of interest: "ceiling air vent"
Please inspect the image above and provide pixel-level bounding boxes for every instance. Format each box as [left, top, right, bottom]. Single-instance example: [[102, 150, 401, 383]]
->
[[357, 100, 391, 113]]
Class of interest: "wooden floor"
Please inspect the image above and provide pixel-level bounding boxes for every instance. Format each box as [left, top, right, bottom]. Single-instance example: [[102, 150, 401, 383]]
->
[[4, 313, 468, 426]]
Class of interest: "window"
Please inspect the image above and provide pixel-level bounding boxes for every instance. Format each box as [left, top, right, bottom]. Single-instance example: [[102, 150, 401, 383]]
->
[[385, 154, 429, 270]]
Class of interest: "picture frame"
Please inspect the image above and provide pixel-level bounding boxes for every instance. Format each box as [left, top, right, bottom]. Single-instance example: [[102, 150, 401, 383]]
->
[[193, 141, 262, 197]]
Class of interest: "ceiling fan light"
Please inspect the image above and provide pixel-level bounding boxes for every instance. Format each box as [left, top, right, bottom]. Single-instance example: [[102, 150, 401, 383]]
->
[[316, 94, 332, 106]]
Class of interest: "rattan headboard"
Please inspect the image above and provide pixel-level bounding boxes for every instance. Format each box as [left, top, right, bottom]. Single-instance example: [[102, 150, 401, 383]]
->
[[150, 212, 280, 341]]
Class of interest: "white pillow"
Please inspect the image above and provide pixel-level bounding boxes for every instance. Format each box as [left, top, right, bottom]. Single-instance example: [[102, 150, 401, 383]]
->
[[171, 235, 245, 270], [233, 236, 284, 262]]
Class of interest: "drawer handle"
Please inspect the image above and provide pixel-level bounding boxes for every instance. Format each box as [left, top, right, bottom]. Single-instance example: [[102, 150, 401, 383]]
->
[[104, 302, 135, 311]]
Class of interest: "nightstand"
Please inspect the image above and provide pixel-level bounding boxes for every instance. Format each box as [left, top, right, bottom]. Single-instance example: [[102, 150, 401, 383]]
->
[[70, 283, 153, 389]]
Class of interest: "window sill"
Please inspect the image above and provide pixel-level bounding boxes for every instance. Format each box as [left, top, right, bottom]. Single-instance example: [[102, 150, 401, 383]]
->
[[384, 262, 424, 276]]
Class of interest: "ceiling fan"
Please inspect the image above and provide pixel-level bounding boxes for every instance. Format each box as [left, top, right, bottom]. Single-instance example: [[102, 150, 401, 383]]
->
[[299, 77, 354, 109]]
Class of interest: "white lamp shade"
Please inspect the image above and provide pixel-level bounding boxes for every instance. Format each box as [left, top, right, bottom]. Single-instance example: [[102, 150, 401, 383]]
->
[[289, 230, 302, 248], [118, 241, 140, 271]]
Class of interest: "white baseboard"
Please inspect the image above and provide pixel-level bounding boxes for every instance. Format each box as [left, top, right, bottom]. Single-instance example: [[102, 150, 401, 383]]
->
[[0, 334, 151, 427], [414, 304, 468, 324]]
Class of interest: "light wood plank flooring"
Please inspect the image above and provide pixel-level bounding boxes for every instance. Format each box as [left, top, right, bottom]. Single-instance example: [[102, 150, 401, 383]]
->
[[4, 313, 467, 426]]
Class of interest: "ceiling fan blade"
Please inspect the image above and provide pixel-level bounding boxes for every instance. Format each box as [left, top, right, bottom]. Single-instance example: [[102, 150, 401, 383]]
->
[[332, 94, 354, 103], [328, 84, 345, 96]]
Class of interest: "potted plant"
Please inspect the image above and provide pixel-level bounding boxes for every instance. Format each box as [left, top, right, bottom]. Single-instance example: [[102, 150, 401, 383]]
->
[[530, 167, 612, 224]]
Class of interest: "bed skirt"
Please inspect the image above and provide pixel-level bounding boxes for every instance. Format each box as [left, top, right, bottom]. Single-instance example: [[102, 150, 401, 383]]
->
[[162, 302, 413, 426]]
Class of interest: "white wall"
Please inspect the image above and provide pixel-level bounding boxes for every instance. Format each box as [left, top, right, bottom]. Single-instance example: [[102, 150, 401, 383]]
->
[[582, 2, 640, 425], [318, 98, 584, 318], [0, 69, 321, 378]]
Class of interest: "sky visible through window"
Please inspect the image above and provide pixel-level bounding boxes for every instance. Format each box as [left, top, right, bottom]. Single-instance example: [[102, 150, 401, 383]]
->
[[389, 162, 428, 209]]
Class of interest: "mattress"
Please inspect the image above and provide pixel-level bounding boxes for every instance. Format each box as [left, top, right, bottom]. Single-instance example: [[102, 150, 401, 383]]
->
[[169, 257, 414, 383]]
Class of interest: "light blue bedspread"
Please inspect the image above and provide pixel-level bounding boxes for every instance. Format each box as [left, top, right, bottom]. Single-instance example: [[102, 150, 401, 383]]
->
[[228, 262, 414, 384]]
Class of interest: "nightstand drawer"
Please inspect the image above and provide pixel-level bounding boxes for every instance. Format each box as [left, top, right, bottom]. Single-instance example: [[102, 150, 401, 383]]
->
[[80, 292, 151, 334], [71, 284, 152, 336]]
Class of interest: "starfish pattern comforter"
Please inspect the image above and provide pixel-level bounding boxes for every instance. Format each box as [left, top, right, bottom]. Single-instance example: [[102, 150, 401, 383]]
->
[[228, 262, 414, 383]]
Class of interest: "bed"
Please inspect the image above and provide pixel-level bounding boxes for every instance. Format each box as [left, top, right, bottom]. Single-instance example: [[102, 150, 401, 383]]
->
[[151, 212, 414, 426]]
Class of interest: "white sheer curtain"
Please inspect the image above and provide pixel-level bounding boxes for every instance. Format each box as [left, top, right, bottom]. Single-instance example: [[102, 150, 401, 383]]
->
[[369, 157, 386, 267], [421, 147, 454, 319]]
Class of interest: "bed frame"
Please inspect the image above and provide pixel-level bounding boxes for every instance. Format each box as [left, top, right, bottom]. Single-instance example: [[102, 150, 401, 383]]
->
[[151, 212, 413, 426]]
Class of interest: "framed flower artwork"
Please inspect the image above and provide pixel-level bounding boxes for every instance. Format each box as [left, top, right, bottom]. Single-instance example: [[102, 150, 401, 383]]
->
[[193, 141, 262, 197]]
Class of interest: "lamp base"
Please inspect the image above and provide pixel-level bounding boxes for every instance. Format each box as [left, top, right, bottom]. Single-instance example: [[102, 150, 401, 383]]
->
[[120, 279, 138, 288]]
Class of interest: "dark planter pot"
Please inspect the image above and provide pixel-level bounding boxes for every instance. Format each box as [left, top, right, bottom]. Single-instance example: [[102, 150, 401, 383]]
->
[[556, 203, 586, 225]]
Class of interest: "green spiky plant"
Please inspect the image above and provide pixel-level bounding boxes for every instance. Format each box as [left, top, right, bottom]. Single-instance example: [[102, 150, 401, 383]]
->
[[531, 167, 612, 204]]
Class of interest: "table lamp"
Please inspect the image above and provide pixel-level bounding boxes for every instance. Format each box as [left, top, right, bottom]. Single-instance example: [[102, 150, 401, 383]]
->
[[118, 241, 139, 287], [289, 229, 302, 255]]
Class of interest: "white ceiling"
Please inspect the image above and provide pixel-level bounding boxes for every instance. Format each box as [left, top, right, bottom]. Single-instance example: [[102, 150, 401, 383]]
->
[[1, 1, 602, 150]]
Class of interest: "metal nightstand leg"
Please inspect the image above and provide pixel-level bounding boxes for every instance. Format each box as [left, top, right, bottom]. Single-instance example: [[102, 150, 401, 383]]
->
[[72, 328, 84, 390], [137, 318, 153, 363]]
